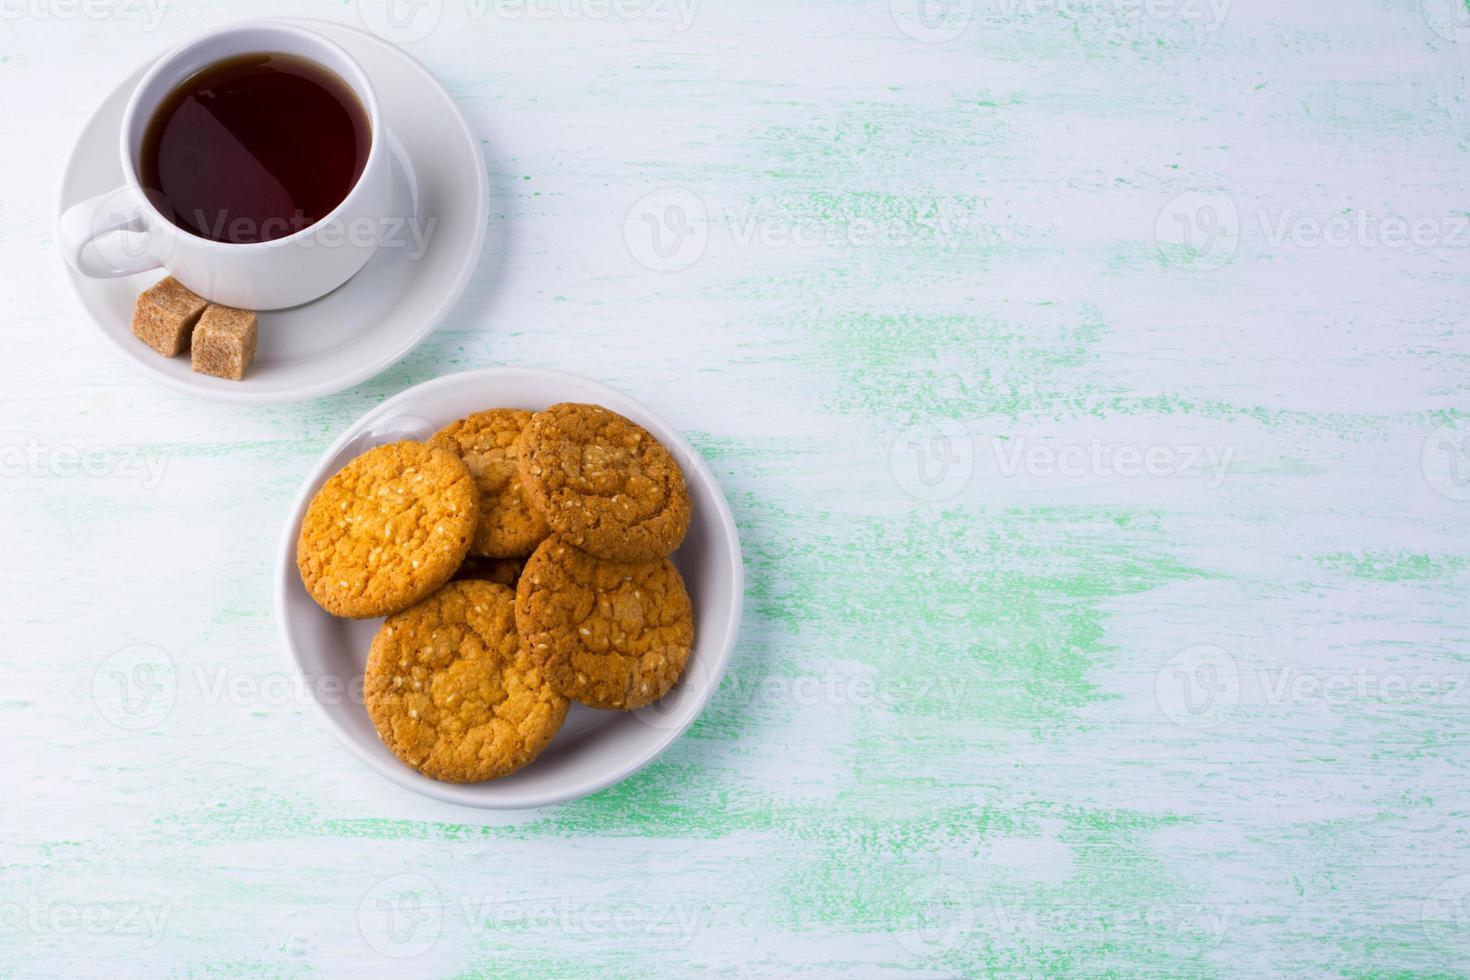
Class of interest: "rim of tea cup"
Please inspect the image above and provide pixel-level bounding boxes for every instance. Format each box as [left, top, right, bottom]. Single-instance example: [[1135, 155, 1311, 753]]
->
[[116, 20, 386, 251]]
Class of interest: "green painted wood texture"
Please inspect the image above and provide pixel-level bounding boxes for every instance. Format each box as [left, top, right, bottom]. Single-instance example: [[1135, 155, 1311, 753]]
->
[[4, 0, 1470, 975]]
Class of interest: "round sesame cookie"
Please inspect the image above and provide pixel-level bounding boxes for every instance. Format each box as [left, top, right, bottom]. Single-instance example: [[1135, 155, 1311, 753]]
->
[[365, 580, 568, 783], [517, 403, 691, 562], [516, 536, 693, 710], [428, 409, 549, 559], [296, 441, 478, 619]]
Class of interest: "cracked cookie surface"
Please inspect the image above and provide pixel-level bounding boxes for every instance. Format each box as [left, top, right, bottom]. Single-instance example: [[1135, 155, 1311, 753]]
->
[[429, 409, 549, 558], [518, 403, 691, 561], [296, 441, 478, 619], [516, 536, 693, 710], [365, 580, 569, 783]]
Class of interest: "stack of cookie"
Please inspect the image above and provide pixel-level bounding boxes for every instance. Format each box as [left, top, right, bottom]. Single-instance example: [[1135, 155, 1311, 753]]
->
[[295, 403, 695, 784]]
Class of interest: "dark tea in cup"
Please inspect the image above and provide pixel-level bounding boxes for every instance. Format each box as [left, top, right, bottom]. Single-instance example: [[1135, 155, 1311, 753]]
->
[[139, 52, 370, 244]]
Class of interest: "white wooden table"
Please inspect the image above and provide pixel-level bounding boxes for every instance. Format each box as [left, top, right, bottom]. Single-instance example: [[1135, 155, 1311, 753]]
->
[[5, 0, 1470, 975]]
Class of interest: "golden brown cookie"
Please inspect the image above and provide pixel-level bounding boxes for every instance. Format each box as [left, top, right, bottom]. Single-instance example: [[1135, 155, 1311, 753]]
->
[[429, 409, 549, 559], [365, 580, 568, 782], [296, 441, 478, 619], [518, 403, 691, 562], [516, 536, 693, 710], [454, 555, 526, 588]]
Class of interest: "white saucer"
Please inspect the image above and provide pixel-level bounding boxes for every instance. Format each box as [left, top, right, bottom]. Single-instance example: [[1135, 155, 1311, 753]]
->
[[275, 369, 745, 809], [56, 20, 489, 403]]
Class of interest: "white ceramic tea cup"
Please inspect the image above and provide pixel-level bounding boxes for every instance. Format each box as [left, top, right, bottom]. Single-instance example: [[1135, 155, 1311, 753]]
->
[[59, 22, 394, 310]]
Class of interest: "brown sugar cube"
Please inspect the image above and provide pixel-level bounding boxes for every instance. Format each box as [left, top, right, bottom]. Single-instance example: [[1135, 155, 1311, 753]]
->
[[190, 305, 257, 381], [131, 277, 206, 356]]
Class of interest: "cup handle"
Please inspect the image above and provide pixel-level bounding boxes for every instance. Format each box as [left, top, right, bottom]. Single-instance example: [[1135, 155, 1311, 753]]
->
[[59, 185, 165, 278]]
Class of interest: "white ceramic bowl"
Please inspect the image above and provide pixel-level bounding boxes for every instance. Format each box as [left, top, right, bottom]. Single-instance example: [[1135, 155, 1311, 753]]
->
[[274, 368, 743, 808]]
